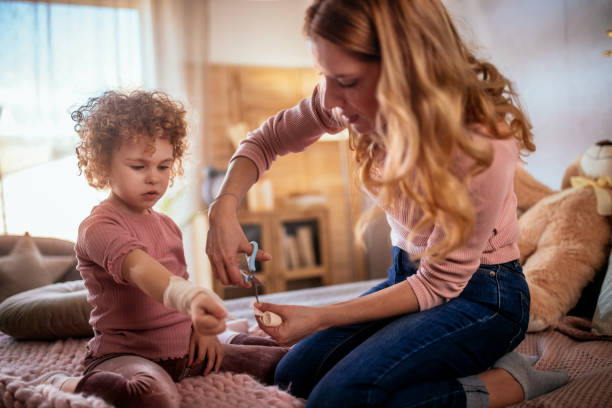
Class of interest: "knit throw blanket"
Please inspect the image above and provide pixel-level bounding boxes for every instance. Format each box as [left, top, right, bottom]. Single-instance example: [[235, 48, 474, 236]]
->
[[0, 334, 303, 408]]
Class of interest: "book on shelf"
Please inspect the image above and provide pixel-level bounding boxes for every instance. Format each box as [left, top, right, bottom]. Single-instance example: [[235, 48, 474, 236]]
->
[[296, 226, 316, 267], [282, 230, 301, 270]]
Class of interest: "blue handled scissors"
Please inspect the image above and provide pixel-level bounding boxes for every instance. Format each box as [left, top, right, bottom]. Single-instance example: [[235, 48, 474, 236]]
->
[[239, 241, 263, 303]]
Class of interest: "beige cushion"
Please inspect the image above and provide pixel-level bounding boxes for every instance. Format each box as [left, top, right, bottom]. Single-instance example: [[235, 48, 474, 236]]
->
[[0, 233, 77, 302], [0, 280, 93, 340], [592, 252, 612, 336]]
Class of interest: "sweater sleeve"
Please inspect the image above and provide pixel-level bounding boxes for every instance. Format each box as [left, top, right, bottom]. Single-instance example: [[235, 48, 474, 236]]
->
[[77, 214, 148, 285], [406, 136, 519, 310], [231, 83, 345, 180]]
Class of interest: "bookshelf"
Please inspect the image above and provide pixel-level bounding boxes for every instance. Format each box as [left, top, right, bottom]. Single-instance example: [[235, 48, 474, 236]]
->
[[213, 205, 331, 299]]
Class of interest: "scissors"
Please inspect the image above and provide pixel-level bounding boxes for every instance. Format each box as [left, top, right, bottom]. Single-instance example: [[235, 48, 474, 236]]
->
[[238, 240, 264, 303]]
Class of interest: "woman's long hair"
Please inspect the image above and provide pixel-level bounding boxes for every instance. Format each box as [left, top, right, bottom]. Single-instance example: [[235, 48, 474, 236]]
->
[[304, 0, 535, 260]]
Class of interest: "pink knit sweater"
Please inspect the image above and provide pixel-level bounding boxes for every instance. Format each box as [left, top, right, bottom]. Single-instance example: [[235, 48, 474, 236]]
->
[[232, 85, 520, 311], [75, 200, 191, 360]]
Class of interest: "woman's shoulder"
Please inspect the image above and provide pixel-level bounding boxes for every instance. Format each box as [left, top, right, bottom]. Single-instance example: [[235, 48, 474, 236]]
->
[[451, 123, 518, 197], [465, 123, 519, 168]]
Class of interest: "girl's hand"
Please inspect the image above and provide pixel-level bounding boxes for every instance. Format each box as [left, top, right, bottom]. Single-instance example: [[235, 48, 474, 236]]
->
[[206, 198, 271, 287], [254, 302, 323, 346], [188, 330, 224, 375], [190, 291, 227, 336]]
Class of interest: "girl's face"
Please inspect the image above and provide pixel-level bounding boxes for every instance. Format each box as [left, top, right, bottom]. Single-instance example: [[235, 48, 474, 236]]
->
[[108, 136, 174, 214], [310, 36, 381, 134]]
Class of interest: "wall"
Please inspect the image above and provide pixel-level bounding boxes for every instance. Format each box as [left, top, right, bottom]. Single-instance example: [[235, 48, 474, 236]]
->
[[445, 0, 612, 189], [208, 0, 313, 67], [209, 0, 612, 189]]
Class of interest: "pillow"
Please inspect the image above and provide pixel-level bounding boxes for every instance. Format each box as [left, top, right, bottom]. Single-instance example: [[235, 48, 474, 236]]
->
[[592, 251, 612, 335], [0, 233, 77, 302], [0, 280, 93, 340]]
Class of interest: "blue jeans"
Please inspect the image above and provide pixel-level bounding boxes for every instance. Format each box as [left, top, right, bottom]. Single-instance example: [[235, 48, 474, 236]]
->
[[275, 247, 530, 407]]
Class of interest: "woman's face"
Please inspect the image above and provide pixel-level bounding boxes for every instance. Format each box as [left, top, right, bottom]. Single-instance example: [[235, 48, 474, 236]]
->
[[310, 36, 381, 134]]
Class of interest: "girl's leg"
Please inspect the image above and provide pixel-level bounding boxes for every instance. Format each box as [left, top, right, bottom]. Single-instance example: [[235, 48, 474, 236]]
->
[[183, 344, 290, 385], [74, 355, 181, 408]]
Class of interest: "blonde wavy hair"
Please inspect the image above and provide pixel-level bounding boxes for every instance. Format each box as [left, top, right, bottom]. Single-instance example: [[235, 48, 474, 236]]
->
[[73, 90, 188, 190], [304, 0, 535, 260]]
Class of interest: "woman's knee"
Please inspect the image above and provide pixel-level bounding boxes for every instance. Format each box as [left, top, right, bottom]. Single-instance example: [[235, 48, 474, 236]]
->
[[306, 373, 382, 408], [274, 349, 304, 388], [274, 346, 323, 398]]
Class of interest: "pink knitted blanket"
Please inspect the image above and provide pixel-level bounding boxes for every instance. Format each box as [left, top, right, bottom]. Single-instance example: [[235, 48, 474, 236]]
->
[[0, 334, 303, 407]]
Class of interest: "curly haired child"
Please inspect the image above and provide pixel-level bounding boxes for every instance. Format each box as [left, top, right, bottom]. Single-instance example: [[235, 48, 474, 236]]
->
[[35, 90, 287, 408]]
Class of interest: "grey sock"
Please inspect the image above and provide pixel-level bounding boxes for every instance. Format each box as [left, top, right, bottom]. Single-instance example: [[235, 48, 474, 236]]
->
[[493, 352, 568, 400], [458, 374, 489, 408]]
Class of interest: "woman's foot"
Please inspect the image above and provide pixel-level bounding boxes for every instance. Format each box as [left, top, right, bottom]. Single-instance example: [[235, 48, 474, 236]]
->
[[460, 353, 568, 408], [493, 352, 568, 400]]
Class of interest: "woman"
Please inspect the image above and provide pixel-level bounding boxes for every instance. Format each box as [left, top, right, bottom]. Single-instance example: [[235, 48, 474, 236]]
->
[[207, 1, 567, 407]]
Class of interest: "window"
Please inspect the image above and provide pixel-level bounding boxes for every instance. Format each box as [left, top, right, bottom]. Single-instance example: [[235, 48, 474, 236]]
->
[[0, 1, 143, 240]]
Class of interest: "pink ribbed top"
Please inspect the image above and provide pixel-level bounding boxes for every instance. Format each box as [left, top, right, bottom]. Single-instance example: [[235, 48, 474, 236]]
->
[[75, 200, 191, 359], [232, 85, 520, 311]]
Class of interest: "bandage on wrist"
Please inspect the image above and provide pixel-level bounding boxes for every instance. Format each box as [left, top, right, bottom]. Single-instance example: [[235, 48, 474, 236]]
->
[[163, 276, 221, 315], [253, 307, 283, 327]]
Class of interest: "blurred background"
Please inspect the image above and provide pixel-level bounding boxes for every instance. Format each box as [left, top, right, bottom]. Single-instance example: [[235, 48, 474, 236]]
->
[[0, 0, 610, 294]]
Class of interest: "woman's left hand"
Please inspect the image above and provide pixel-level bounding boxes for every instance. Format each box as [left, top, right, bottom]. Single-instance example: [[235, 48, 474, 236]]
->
[[189, 330, 224, 375], [254, 302, 323, 346]]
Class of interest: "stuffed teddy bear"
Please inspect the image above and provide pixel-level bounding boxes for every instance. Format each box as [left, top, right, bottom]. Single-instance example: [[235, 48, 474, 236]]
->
[[514, 140, 612, 332]]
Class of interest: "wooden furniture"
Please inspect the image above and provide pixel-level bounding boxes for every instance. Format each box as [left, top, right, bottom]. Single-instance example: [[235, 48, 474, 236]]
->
[[203, 64, 366, 288], [213, 205, 331, 300]]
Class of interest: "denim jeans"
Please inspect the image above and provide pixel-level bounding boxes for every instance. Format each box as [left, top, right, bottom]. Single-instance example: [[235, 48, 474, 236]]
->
[[275, 247, 530, 407]]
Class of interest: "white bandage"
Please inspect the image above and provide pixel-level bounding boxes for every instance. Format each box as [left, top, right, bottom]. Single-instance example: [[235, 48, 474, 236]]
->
[[163, 276, 223, 315], [253, 307, 283, 327]]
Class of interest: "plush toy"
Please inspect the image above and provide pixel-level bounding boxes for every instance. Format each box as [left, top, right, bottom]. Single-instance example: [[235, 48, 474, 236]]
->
[[515, 140, 612, 332]]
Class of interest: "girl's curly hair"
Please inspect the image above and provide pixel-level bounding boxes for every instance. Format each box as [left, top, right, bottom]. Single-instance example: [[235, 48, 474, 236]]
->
[[73, 90, 188, 189]]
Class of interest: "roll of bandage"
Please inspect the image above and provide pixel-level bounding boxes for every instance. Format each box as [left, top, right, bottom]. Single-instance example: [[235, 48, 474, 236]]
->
[[253, 307, 283, 327]]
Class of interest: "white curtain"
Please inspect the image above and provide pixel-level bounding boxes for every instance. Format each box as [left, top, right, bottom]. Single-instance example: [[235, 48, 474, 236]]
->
[[0, 0, 210, 285], [140, 0, 211, 286]]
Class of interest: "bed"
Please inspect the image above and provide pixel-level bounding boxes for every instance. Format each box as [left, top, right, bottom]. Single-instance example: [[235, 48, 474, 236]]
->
[[1, 278, 611, 408]]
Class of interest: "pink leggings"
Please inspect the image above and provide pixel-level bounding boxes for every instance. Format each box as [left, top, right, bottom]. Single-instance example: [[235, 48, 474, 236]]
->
[[75, 353, 203, 408], [75, 340, 287, 407]]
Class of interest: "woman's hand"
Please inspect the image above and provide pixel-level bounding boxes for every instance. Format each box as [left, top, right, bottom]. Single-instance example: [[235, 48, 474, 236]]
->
[[206, 196, 271, 287], [188, 330, 224, 375], [254, 302, 323, 346]]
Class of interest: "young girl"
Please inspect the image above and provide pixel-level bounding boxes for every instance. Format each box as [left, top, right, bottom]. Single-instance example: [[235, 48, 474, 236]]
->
[[37, 90, 286, 408], [207, 1, 568, 407]]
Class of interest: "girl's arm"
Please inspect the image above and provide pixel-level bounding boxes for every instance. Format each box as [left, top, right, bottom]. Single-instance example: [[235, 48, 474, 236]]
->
[[122, 249, 228, 335], [122, 248, 179, 302], [255, 281, 420, 346]]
